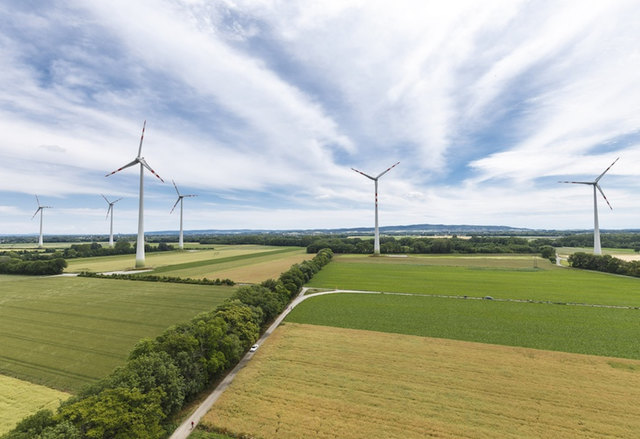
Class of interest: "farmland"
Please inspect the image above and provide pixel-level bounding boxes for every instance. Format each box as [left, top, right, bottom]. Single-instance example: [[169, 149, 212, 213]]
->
[[0, 276, 236, 392], [201, 253, 640, 438], [287, 293, 640, 359], [305, 254, 640, 306], [65, 245, 309, 282], [0, 375, 69, 436], [203, 323, 640, 439]]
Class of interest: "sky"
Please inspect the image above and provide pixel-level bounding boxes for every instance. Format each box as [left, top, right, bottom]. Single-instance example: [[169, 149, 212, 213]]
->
[[1, 0, 640, 236]]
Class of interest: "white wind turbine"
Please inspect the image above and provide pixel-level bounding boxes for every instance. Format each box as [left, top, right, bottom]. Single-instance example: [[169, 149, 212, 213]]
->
[[102, 194, 123, 248], [32, 195, 52, 248], [351, 161, 400, 255], [170, 180, 197, 250], [559, 157, 619, 255], [106, 121, 164, 267]]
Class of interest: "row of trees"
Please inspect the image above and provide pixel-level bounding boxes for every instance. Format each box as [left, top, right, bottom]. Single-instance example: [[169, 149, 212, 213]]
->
[[79, 272, 235, 286], [568, 252, 640, 277], [306, 236, 555, 255], [0, 256, 67, 275], [3, 248, 333, 439], [552, 233, 640, 251], [61, 241, 174, 259]]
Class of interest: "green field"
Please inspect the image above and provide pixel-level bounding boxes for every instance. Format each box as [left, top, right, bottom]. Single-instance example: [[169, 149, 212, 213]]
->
[[0, 374, 69, 435], [305, 255, 640, 306], [287, 293, 640, 359], [0, 276, 236, 392], [64, 244, 303, 277]]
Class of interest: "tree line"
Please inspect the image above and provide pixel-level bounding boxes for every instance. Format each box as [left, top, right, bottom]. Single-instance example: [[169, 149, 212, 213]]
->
[[0, 256, 67, 275], [2, 248, 333, 439], [78, 271, 235, 286], [306, 236, 556, 254], [568, 252, 640, 278]]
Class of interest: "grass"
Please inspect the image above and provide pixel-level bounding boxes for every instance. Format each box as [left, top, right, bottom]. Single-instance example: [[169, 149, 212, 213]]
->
[[204, 323, 640, 439], [0, 374, 69, 436], [287, 293, 640, 359], [0, 276, 236, 392], [306, 255, 640, 307]]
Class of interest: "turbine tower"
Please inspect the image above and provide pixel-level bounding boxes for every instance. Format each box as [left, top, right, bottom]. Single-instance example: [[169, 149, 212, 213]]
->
[[170, 180, 197, 250], [351, 161, 400, 255], [102, 194, 123, 248], [559, 157, 619, 255], [106, 121, 164, 267], [32, 195, 52, 248]]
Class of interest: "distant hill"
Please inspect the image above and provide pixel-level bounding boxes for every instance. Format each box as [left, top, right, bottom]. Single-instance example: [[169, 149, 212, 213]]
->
[[148, 223, 534, 236]]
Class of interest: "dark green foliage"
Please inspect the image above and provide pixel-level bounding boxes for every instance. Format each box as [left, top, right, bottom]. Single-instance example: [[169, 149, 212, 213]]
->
[[306, 236, 549, 254], [540, 245, 556, 262], [0, 257, 67, 275], [62, 241, 174, 259], [568, 252, 640, 277], [77, 271, 235, 286], [57, 387, 166, 439]]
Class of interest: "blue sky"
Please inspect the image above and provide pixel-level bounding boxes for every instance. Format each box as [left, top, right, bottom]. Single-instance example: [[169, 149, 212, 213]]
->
[[2, 0, 640, 235]]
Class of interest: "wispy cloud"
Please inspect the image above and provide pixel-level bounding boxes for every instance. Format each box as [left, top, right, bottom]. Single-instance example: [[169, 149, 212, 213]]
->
[[1, 0, 640, 234]]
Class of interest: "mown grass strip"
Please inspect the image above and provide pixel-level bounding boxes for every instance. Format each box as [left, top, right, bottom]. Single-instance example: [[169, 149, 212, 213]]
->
[[286, 293, 640, 359], [149, 247, 300, 274]]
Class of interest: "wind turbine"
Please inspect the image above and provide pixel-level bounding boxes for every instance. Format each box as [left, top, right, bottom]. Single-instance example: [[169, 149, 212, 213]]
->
[[106, 121, 164, 267], [102, 194, 123, 248], [32, 195, 52, 248], [351, 161, 400, 255], [559, 157, 619, 255], [170, 180, 197, 250]]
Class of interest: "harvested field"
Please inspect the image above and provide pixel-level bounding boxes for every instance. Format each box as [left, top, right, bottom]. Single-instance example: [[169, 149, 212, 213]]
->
[[203, 323, 640, 439], [0, 374, 69, 435]]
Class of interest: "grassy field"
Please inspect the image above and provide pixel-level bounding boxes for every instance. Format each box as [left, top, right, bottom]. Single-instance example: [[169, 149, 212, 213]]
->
[[0, 276, 236, 392], [287, 293, 640, 359], [305, 255, 640, 306], [64, 245, 306, 281], [0, 374, 69, 435], [204, 323, 640, 439]]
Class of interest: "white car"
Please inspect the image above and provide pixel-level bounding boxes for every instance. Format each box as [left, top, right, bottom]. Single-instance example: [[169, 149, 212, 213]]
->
[[249, 344, 259, 352]]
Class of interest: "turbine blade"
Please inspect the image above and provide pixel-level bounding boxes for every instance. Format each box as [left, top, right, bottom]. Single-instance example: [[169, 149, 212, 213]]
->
[[31, 207, 41, 219], [376, 161, 400, 179], [101, 194, 110, 204], [558, 181, 593, 185], [170, 198, 180, 214], [137, 120, 146, 157], [139, 158, 164, 182], [595, 157, 619, 183], [35, 194, 41, 207], [184, 194, 197, 198], [172, 179, 181, 196], [113, 198, 123, 204], [105, 159, 139, 177], [106, 204, 112, 219], [596, 184, 613, 210], [351, 167, 375, 180]]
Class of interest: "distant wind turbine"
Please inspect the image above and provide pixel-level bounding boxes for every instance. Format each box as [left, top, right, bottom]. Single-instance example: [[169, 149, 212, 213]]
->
[[106, 121, 164, 267], [102, 194, 123, 248], [559, 157, 619, 255], [32, 195, 52, 248], [351, 162, 400, 255], [170, 180, 197, 250]]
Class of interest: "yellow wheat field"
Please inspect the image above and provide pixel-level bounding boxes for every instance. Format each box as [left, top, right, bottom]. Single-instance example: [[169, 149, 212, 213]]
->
[[203, 323, 640, 439], [0, 374, 69, 435]]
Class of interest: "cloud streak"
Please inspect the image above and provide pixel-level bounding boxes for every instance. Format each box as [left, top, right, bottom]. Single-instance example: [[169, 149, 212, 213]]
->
[[1, 0, 640, 234]]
